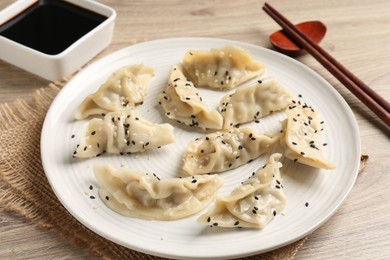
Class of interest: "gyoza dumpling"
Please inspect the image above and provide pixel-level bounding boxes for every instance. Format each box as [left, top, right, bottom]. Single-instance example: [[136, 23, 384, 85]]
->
[[219, 77, 293, 129], [94, 165, 223, 220], [198, 153, 287, 228], [280, 99, 335, 169], [75, 64, 155, 119], [181, 45, 265, 90], [158, 65, 223, 130], [73, 110, 174, 158], [182, 128, 280, 175]]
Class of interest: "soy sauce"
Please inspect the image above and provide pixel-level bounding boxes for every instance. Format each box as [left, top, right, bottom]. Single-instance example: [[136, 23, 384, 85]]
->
[[0, 0, 107, 55]]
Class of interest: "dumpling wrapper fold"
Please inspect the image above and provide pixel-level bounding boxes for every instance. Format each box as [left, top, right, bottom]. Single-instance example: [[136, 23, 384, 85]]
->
[[73, 110, 174, 158], [182, 128, 280, 175], [94, 165, 223, 220], [219, 77, 293, 129], [281, 99, 335, 169], [198, 153, 287, 228], [158, 64, 223, 130], [75, 64, 155, 119], [182, 45, 265, 90]]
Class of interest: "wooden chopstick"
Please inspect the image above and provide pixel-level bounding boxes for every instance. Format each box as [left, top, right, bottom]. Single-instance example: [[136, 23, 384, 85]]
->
[[263, 3, 390, 127]]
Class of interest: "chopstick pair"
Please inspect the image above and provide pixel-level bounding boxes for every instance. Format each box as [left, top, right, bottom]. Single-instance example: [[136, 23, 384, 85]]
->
[[263, 3, 390, 127]]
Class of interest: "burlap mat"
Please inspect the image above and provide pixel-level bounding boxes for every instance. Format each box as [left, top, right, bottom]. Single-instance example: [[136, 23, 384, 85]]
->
[[0, 81, 368, 259]]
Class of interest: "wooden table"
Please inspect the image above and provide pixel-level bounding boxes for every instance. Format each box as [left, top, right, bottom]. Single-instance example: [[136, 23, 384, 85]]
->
[[1, 0, 389, 259]]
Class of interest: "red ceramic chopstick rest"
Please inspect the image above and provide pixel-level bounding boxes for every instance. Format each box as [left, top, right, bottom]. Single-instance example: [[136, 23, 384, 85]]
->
[[269, 20, 327, 56]]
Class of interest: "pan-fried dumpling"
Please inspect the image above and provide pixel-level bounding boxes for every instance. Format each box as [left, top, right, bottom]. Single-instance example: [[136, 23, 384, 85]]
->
[[198, 153, 287, 228], [182, 128, 280, 175], [280, 99, 335, 169], [182, 45, 265, 90], [158, 65, 223, 130], [73, 110, 174, 158], [75, 64, 155, 119], [219, 77, 293, 129], [94, 164, 223, 220]]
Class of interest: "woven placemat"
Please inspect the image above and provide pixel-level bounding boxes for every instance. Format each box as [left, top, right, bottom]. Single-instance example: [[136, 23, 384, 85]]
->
[[0, 82, 368, 259]]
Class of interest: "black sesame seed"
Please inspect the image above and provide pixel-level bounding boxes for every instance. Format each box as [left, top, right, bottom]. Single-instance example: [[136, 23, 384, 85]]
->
[[105, 196, 109, 201], [192, 179, 197, 183], [252, 209, 257, 214], [135, 117, 139, 120], [305, 202, 309, 207], [323, 143, 328, 146], [249, 133, 253, 138], [207, 217, 211, 222], [214, 71, 218, 76], [247, 159, 253, 163], [273, 210, 276, 216], [293, 118, 297, 122], [254, 206, 258, 210], [73, 151, 77, 155], [294, 158, 298, 162], [228, 163, 232, 168], [185, 97, 190, 100], [301, 152, 305, 155], [234, 221, 240, 226], [235, 155, 240, 159], [275, 185, 281, 189], [90, 196, 95, 199], [292, 142, 297, 145], [89, 185, 93, 190], [205, 137, 210, 141], [163, 96, 168, 100], [71, 134, 75, 138], [213, 223, 218, 226], [173, 78, 180, 82], [254, 195, 259, 200], [251, 137, 256, 141], [132, 140, 136, 145], [84, 146, 87, 151], [257, 80, 262, 84]]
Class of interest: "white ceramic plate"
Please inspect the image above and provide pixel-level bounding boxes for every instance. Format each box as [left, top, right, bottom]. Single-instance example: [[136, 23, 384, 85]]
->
[[41, 38, 360, 259]]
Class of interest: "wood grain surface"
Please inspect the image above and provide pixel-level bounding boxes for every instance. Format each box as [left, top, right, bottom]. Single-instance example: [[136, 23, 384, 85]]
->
[[1, 0, 389, 259]]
